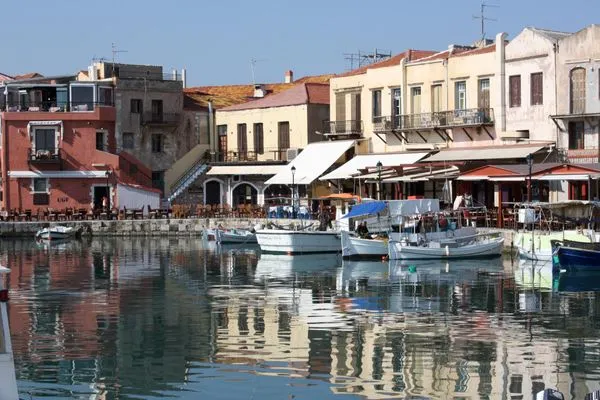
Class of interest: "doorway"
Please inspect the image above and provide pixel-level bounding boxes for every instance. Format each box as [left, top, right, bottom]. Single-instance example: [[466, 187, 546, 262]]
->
[[232, 183, 257, 207], [205, 180, 221, 205], [93, 186, 110, 210]]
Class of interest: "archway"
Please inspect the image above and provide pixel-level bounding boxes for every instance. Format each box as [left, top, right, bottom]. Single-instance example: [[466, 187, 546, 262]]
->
[[263, 184, 291, 205], [232, 183, 258, 207], [204, 179, 222, 205]]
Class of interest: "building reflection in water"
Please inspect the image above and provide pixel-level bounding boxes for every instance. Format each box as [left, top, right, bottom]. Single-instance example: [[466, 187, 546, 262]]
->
[[3, 239, 600, 399]]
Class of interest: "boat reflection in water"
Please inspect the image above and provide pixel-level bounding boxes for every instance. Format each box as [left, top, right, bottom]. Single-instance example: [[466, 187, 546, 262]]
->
[[254, 253, 341, 282]]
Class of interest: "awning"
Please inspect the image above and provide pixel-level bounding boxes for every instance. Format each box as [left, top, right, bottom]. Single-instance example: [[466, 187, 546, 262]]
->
[[319, 152, 428, 181], [425, 145, 547, 162], [207, 165, 282, 176], [534, 174, 592, 181], [383, 166, 459, 182], [342, 201, 387, 219], [8, 170, 108, 178], [265, 140, 355, 185]]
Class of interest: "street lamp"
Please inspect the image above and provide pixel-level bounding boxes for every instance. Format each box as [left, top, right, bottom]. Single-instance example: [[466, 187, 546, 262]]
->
[[376, 161, 383, 200], [526, 153, 533, 203], [291, 165, 296, 219]]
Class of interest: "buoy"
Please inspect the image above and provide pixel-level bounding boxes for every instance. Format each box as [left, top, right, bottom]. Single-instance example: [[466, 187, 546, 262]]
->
[[408, 265, 416, 273]]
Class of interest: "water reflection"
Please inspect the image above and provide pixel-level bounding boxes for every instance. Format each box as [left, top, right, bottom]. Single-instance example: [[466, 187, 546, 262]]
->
[[2, 238, 600, 399]]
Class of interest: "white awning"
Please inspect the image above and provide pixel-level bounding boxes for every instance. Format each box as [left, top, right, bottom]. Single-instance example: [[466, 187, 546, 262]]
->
[[534, 174, 591, 181], [425, 145, 547, 162], [457, 176, 488, 181], [207, 165, 283, 176], [8, 170, 108, 178], [265, 140, 355, 185], [458, 175, 525, 182], [319, 152, 429, 181]]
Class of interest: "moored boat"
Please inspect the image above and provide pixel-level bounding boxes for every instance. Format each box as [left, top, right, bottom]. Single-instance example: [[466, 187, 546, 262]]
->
[[551, 239, 600, 272], [341, 230, 388, 259], [215, 228, 257, 244], [35, 225, 78, 241], [255, 229, 341, 254]]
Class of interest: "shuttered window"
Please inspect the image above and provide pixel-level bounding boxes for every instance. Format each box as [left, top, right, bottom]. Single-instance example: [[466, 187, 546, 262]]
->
[[278, 121, 290, 150], [509, 75, 521, 107], [430, 85, 441, 112], [530, 72, 543, 105], [253, 123, 264, 155], [372, 89, 382, 121], [335, 92, 346, 122], [237, 123, 247, 157], [570, 67, 586, 114], [568, 121, 585, 150]]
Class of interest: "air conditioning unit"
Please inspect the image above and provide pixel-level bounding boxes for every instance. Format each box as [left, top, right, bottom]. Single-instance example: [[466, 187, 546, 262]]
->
[[286, 148, 300, 161], [232, 175, 241, 182]]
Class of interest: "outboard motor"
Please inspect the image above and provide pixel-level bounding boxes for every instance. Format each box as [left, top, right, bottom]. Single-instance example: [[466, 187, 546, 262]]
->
[[536, 388, 564, 400], [585, 390, 600, 400]]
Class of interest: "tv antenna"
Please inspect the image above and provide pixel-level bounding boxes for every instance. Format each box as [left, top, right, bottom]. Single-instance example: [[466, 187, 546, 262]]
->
[[250, 58, 266, 84], [473, 2, 499, 42], [111, 42, 128, 77]]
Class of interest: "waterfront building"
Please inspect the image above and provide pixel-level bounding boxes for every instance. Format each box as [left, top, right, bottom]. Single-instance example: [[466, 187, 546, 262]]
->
[[0, 74, 160, 213]]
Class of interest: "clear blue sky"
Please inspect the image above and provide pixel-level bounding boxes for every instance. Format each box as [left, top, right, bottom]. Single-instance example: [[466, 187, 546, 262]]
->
[[3, 0, 598, 87]]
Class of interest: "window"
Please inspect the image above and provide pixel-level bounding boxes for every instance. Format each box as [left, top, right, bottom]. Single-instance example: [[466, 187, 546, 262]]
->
[[34, 128, 55, 152], [237, 123, 247, 158], [392, 88, 402, 128], [455, 81, 466, 110], [529, 72, 543, 105], [570, 67, 586, 113], [431, 85, 441, 112], [151, 100, 163, 122], [411, 87, 421, 113], [335, 92, 346, 121], [151, 134, 164, 153], [70, 84, 94, 111], [509, 75, 521, 107], [98, 87, 113, 106], [478, 79, 490, 108], [96, 131, 106, 151], [372, 89, 382, 121], [253, 123, 264, 155], [130, 99, 142, 113], [568, 121, 585, 150], [122, 132, 134, 149], [32, 178, 48, 193], [278, 121, 290, 150], [32, 178, 50, 205], [217, 124, 227, 136], [152, 171, 164, 192]]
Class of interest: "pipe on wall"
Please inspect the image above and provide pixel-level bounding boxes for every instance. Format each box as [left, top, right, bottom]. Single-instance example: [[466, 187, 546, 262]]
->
[[496, 32, 508, 133]]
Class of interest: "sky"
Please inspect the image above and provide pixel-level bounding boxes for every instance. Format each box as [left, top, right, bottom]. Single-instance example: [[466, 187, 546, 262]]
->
[[3, 0, 598, 87]]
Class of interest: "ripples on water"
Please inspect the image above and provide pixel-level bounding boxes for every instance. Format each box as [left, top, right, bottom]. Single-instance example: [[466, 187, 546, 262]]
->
[[2, 237, 600, 399]]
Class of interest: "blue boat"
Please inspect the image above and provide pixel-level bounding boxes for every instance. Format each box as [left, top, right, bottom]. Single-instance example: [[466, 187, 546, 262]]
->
[[551, 239, 600, 272]]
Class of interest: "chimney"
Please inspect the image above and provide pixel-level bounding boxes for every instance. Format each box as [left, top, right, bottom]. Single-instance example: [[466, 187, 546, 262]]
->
[[181, 68, 187, 88], [253, 84, 267, 98], [285, 70, 293, 83]]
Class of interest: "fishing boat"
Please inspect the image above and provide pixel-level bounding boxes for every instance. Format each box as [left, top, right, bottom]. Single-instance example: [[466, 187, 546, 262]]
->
[[551, 239, 600, 272], [255, 228, 341, 254], [215, 228, 257, 244], [0, 266, 19, 400], [35, 225, 78, 241]]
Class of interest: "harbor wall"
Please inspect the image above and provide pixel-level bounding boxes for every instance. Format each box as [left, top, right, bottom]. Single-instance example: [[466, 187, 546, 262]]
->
[[0, 218, 316, 238]]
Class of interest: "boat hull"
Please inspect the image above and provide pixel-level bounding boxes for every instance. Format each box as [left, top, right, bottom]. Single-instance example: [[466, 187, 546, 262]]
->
[[36, 227, 76, 241], [515, 230, 594, 261], [389, 237, 504, 260], [216, 230, 258, 244], [555, 246, 600, 272], [341, 230, 387, 259], [256, 229, 341, 254]]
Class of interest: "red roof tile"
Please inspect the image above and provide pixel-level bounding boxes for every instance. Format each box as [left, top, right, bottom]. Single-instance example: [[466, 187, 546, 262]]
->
[[219, 82, 329, 112], [13, 72, 43, 80]]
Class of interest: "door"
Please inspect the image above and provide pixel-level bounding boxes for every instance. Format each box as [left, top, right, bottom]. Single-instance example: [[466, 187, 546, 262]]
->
[[237, 123, 247, 160], [478, 79, 490, 121], [410, 87, 421, 128], [151, 100, 163, 122], [93, 186, 109, 211], [278, 122, 290, 158], [205, 181, 221, 205]]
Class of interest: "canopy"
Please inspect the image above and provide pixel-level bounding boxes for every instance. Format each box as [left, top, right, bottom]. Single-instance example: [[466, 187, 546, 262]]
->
[[319, 152, 428, 181], [317, 193, 361, 201], [265, 140, 355, 185], [425, 144, 547, 162], [342, 201, 387, 219]]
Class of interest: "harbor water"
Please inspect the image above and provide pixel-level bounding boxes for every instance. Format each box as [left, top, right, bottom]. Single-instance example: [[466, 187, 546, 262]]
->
[[2, 237, 600, 399]]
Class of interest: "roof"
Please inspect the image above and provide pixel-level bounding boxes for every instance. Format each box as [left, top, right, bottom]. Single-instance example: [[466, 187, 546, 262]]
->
[[338, 50, 438, 77], [184, 73, 335, 110], [219, 82, 329, 112], [425, 144, 549, 162], [13, 72, 43, 80], [528, 27, 572, 42], [0, 72, 13, 82], [409, 44, 497, 64], [319, 152, 429, 181]]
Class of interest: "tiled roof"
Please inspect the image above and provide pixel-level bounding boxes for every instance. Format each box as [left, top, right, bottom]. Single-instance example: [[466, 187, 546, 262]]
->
[[13, 72, 43, 80], [338, 50, 438, 77], [409, 44, 497, 64], [184, 73, 334, 111], [219, 82, 329, 112], [0, 72, 13, 82]]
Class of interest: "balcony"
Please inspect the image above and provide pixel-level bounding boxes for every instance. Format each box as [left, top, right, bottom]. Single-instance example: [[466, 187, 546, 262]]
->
[[322, 120, 363, 138], [374, 108, 495, 132], [29, 148, 61, 164], [1, 101, 113, 113], [220, 148, 288, 162], [142, 112, 181, 125]]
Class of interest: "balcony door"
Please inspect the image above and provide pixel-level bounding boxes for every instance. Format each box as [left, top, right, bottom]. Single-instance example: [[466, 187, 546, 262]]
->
[[392, 88, 402, 128], [410, 87, 421, 128], [278, 121, 290, 156], [478, 79, 490, 121], [151, 100, 163, 122], [35, 129, 56, 153], [570, 68, 586, 114], [237, 123, 247, 160]]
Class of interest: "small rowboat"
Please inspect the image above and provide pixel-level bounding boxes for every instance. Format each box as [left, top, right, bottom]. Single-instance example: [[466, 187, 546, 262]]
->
[[35, 225, 78, 241]]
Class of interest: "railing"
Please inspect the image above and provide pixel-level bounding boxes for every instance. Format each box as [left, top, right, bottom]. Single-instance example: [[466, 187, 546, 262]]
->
[[116, 72, 183, 82], [0, 101, 114, 113], [373, 108, 495, 132], [29, 148, 60, 163], [142, 112, 181, 124], [322, 120, 363, 136], [221, 148, 287, 162], [566, 148, 599, 163]]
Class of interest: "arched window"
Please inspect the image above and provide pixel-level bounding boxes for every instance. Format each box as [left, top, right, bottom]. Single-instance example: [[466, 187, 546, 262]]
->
[[570, 67, 586, 114]]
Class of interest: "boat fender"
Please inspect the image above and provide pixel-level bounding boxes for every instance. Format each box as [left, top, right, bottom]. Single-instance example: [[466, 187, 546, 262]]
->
[[445, 245, 449, 256]]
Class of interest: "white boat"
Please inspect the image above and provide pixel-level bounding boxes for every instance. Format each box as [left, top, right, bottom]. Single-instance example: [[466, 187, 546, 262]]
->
[[35, 225, 78, 241], [340, 230, 387, 259], [0, 266, 19, 400], [255, 229, 341, 254], [204, 228, 217, 241], [514, 230, 595, 261], [215, 228, 257, 244], [388, 232, 504, 260]]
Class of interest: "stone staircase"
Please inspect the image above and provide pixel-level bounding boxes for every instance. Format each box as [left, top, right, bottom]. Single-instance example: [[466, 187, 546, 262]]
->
[[167, 161, 209, 203]]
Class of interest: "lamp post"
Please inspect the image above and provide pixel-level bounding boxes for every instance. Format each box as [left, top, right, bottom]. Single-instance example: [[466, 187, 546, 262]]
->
[[291, 165, 296, 219], [376, 161, 383, 200], [526, 153, 533, 203]]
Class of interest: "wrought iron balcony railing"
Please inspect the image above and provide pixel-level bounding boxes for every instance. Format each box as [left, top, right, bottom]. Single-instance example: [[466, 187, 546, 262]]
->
[[373, 108, 495, 132], [1, 101, 114, 113], [29, 148, 61, 163], [142, 112, 181, 125], [322, 120, 363, 136]]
